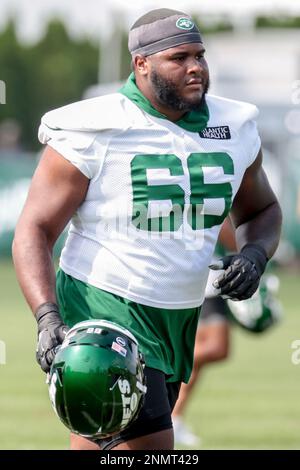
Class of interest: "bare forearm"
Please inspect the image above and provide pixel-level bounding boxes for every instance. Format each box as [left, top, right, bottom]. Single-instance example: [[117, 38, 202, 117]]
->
[[12, 225, 57, 314], [234, 201, 282, 259]]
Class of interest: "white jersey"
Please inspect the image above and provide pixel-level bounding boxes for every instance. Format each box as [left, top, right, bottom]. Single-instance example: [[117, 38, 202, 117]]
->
[[39, 93, 261, 309]]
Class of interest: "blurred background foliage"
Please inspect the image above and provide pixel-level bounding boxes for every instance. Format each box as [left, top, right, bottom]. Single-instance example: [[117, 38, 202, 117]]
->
[[0, 19, 99, 150]]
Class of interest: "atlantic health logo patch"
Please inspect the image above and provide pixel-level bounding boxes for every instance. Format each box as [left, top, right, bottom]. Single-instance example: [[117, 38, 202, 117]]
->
[[176, 18, 195, 30], [199, 126, 231, 140]]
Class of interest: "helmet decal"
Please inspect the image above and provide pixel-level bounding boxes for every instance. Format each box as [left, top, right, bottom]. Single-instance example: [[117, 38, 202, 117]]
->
[[118, 378, 138, 428], [116, 336, 126, 347], [112, 341, 127, 357]]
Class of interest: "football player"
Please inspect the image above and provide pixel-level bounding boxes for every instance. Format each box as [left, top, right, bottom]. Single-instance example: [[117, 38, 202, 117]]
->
[[13, 8, 282, 450]]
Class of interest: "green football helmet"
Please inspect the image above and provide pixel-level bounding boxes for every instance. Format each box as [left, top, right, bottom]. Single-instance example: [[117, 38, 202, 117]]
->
[[48, 319, 147, 439], [226, 274, 283, 333]]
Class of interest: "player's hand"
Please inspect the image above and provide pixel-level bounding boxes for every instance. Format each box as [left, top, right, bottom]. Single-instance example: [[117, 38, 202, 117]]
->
[[209, 244, 268, 301], [35, 302, 69, 373]]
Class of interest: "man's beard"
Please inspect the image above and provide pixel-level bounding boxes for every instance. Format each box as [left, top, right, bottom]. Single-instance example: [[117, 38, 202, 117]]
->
[[150, 69, 209, 113]]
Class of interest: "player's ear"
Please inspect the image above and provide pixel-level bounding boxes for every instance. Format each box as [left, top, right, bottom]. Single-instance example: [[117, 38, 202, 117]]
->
[[134, 55, 148, 76]]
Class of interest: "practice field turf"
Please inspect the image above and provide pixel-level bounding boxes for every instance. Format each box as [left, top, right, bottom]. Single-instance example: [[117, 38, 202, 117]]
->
[[0, 260, 299, 450]]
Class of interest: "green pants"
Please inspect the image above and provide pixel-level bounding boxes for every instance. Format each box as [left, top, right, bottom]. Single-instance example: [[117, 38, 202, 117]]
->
[[56, 269, 201, 383]]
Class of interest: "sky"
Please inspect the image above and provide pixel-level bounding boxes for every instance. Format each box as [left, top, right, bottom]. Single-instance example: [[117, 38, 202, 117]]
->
[[1, 0, 300, 43]]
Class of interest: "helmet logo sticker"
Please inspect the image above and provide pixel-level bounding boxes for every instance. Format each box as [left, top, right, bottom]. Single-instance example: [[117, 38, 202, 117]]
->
[[118, 379, 138, 428], [130, 392, 138, 412], [112, 341, 127, 357], [116, 336, 126, 347], [109, 375, 121, 391]]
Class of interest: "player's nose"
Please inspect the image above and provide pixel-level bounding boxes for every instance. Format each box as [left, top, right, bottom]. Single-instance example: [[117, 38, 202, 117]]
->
[[187, 58, 207, 75]]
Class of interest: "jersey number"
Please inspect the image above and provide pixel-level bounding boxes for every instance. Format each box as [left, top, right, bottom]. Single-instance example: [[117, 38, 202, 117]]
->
[[130, 152, 234, 232]]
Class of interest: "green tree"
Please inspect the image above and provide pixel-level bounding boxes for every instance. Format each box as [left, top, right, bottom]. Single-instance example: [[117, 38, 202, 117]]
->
[[0, 19, 99, 151], [256, 16, 300, 28], [28, 19, 98, 150]]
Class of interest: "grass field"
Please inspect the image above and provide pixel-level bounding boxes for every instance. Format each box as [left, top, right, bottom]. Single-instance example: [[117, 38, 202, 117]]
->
[[0, 260, 299, 449]]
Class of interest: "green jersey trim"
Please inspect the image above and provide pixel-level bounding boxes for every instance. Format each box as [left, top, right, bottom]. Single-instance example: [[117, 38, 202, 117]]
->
[[56, 269, 201, 383], [120, 73, 209, 133]]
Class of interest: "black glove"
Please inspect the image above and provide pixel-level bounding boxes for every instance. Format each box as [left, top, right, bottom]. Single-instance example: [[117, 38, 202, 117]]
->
[[35, 302, 69, 373], [209, 244, 268, 301]]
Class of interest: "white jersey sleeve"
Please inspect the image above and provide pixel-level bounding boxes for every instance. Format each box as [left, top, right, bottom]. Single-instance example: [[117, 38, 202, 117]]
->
[[38, 126, 100, 179], [38, 93, 133, 179]]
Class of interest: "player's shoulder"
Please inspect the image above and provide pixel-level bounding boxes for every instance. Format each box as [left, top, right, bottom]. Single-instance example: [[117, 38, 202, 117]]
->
[[41, 93, 139, 133], [206, 94, 259, 129]]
